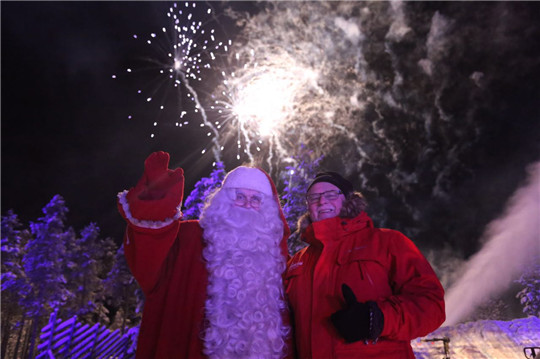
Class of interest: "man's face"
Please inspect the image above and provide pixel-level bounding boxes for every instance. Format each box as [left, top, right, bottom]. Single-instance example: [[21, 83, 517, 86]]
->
[[233, 188, 264, 211], [307, 182, 345, 222]]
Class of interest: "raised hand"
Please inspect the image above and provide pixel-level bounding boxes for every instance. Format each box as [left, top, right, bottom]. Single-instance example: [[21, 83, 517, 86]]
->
[[126, 151, 184, 221]]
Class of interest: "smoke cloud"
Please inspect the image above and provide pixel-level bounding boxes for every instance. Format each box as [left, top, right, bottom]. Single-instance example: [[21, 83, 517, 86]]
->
[[444, 161, 540, 325]]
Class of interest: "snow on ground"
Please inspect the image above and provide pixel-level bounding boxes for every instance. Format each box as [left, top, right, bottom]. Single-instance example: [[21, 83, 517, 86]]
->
[[413, 317, 540, 359]]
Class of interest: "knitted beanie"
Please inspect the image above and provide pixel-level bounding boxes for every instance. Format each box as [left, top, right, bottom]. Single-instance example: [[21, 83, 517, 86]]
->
[[307, 171, 354, 196]]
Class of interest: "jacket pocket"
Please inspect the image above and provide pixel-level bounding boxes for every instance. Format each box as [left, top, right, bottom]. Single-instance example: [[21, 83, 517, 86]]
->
[[336, 247, 390, 301]]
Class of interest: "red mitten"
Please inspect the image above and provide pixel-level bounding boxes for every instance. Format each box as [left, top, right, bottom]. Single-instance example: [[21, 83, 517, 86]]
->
[[125, 151, 184, 222]]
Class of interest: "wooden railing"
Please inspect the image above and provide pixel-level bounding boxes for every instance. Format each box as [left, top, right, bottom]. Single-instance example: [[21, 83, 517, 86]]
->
[[36, 310, 137, 359]]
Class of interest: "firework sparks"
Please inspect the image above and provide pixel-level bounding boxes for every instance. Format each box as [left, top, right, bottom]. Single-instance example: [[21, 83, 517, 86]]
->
[[115, 1, 364, 169], [212, 51, 322, 165], [114, 1, 230, 161], [231, 66, 314, 137], [205, 2, 374, 171]]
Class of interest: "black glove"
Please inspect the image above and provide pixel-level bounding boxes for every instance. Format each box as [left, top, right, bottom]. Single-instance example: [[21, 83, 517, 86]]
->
[[330, 284, 384, 343]]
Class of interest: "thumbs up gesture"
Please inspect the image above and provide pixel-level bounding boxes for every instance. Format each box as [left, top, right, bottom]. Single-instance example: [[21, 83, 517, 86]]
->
[[330, 284, 384, 343]]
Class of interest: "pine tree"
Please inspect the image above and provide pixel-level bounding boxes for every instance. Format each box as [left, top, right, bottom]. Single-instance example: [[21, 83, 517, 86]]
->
[[280, 144, 323, 255], [1, 210, 27, 289], [63, 223, 116, 324], [23, 195, 72, 358], [183, 162, 226, 219], [104, 245, 144, 334], [516, 261, 540, 317], [1, 210, 31, 357]]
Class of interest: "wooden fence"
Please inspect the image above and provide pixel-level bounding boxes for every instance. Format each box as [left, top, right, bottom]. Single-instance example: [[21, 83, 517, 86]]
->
[[36, 310, 137, 359]]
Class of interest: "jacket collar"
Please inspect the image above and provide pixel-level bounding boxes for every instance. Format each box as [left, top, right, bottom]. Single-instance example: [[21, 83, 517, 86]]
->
[[302, 211, 373, 246]]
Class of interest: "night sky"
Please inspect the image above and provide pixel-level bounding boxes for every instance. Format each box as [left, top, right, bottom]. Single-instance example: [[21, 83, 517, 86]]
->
[[2, 1, 540, 264], [2, 1, 243, 243]]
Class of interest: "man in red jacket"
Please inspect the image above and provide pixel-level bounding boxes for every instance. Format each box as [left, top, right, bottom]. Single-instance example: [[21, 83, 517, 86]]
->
[[285, 172, 445, 358], [118, 151, 292, 358]]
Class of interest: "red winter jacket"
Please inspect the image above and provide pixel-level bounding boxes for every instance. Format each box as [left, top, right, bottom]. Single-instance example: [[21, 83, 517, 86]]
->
[[285, 212, 445, 359]]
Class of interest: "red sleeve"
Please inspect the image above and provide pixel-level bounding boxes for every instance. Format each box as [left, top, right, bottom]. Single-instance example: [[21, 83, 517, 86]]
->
[[117, 187, 184, 295], [377, 231, 446, 340], [123, 220, 181, 295]]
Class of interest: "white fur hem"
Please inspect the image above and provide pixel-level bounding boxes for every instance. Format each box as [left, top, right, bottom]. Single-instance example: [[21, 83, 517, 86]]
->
[[117, 190, 182, 229]]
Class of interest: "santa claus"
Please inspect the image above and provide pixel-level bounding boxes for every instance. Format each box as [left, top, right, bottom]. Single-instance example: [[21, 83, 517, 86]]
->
[[117, 151, 292, 359]]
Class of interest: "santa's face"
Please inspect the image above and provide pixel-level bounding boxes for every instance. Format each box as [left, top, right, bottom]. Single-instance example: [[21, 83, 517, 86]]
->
[[307, 182, 345, 222], [232, 188, 264, 211]]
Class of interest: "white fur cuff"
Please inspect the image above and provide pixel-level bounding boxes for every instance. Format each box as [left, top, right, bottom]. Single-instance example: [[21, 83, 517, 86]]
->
[[117, 190, 182, 229]]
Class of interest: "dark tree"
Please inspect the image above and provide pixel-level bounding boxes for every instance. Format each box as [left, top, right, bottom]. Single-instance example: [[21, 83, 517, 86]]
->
[[104, 245, 144, 334], [279, 145, 323, 255], [1, 210, 31, 358], [516, 261, 540, 317], [23, 195, 73, 358], [63, 223, 116, 324], [183, 162, 226, 219]]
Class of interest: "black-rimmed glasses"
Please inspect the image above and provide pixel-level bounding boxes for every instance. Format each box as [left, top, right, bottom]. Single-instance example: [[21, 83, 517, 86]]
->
[[306, 190, 343, 204]]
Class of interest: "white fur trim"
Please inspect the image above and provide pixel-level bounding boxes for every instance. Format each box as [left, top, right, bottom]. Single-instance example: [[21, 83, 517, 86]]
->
[[117, 190, 182, 229], [221, 167, 273, 196]]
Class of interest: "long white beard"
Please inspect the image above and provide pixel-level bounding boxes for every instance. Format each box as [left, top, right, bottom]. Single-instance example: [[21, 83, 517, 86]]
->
[[200, 205, 289, 359]]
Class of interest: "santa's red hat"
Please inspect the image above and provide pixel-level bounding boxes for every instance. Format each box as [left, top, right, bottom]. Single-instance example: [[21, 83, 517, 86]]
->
[[221, 166, 273, 196]]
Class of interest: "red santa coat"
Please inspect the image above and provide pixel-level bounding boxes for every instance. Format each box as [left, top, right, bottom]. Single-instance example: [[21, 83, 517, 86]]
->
[[118, 168, 291, 359], [285, 212, 445, 359], [122, 219, 208, 358]]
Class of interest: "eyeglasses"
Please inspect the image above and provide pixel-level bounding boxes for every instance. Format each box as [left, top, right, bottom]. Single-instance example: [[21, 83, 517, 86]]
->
[[306, 190, 343, 204], [524, 347, 540, 359], [234, 190, 264, 209]]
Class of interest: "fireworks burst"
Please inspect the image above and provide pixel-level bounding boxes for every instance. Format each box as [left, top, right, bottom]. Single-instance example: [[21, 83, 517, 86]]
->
[[113, 1, 231, 161], [206, 2, 375, 172], [114, 2, 365, 170], [211, 50, 322, 166]]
